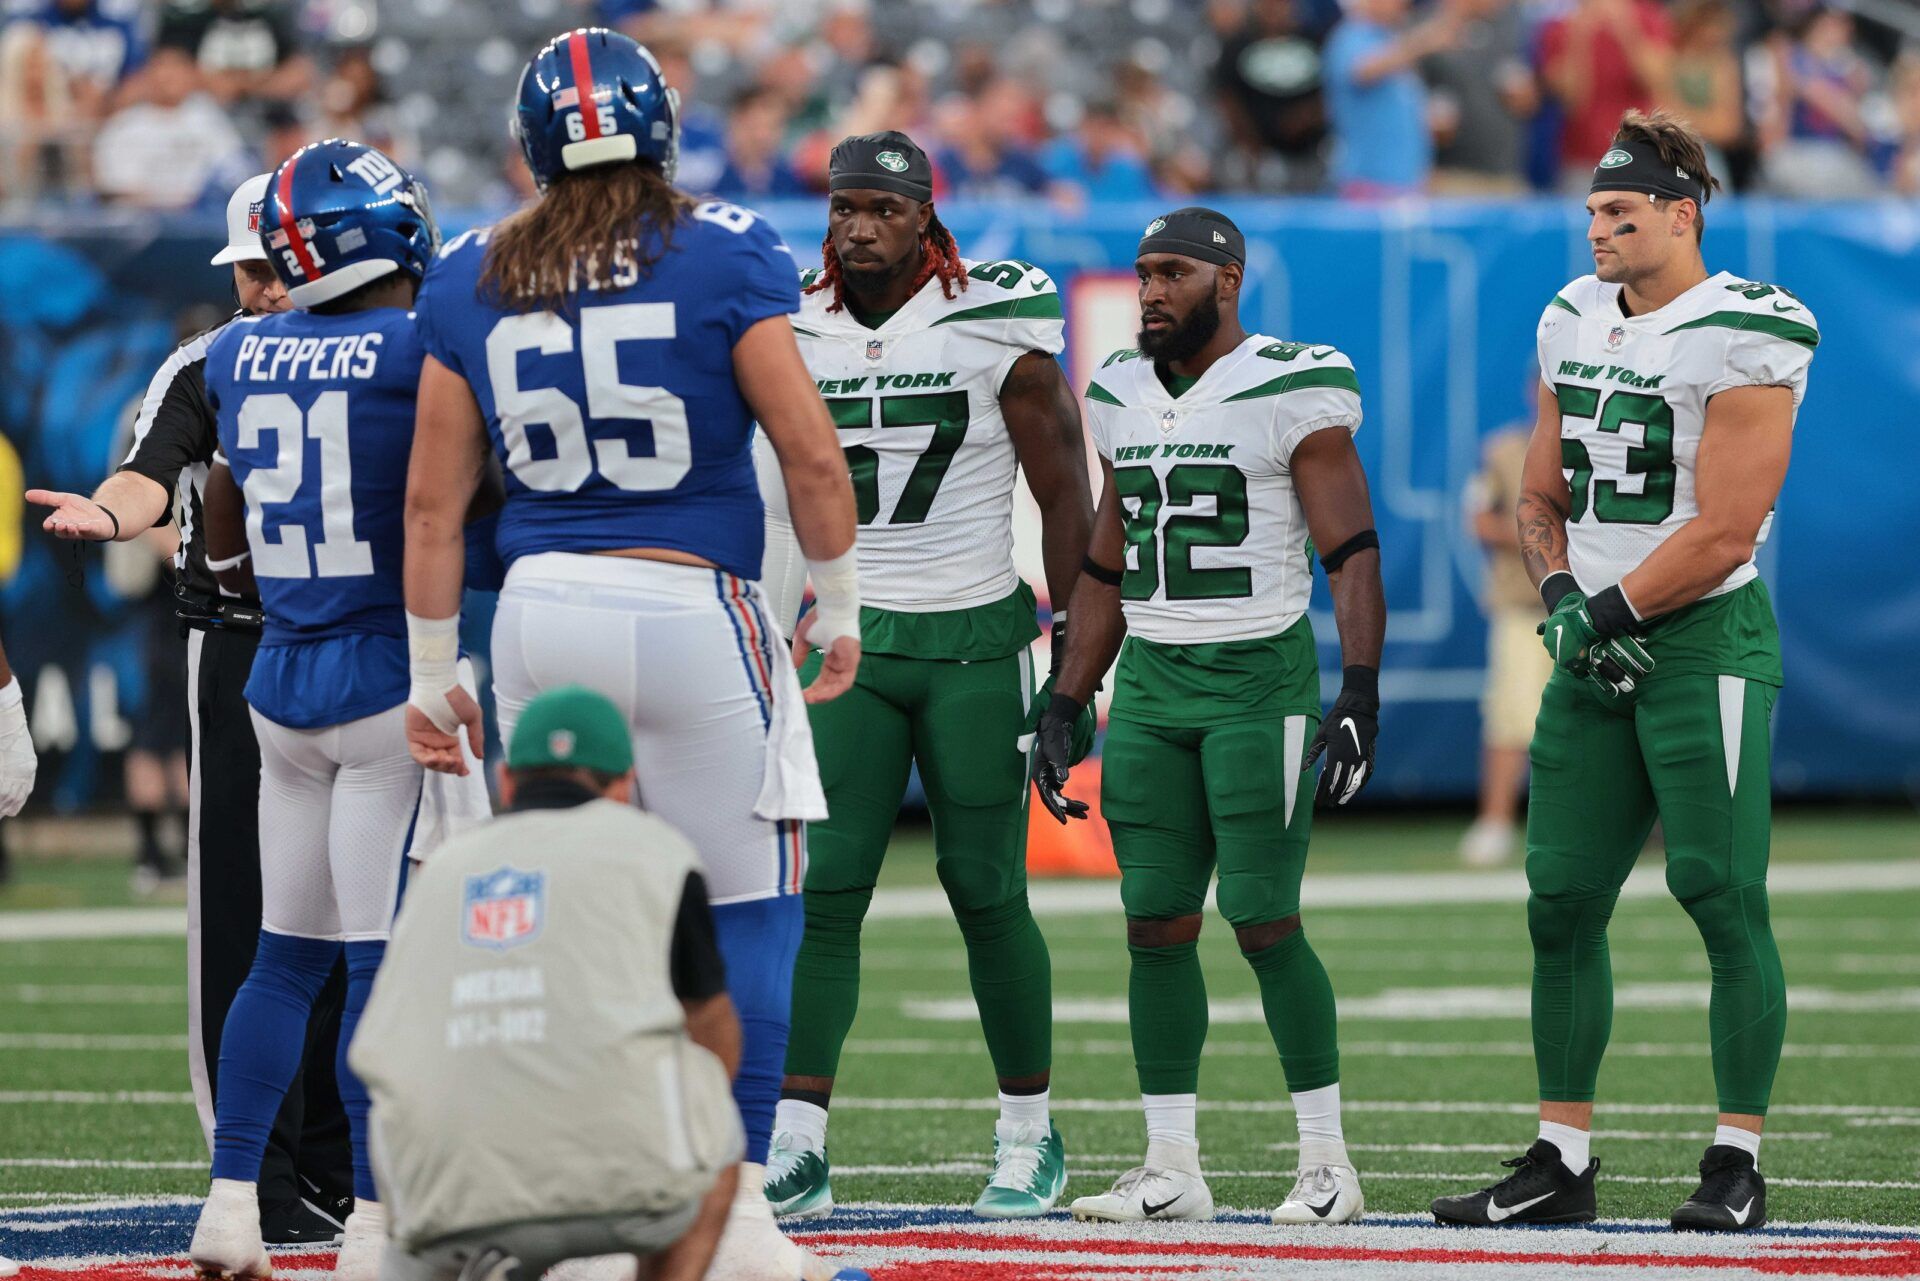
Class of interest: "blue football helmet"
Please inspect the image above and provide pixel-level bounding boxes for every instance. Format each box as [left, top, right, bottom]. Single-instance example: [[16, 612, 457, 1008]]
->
[[261, 138, 440, 309], [514, 27, 679, 191]]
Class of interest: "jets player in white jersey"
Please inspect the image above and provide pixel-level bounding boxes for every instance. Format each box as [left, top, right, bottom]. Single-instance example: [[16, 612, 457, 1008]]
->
[[758, 132, 1095, 1221], [1038, 208, 1387, 1226], [1433, 110, 1817, 1233]]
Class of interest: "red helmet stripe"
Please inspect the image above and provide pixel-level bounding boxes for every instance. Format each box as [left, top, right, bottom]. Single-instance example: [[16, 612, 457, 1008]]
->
[[567, 33, 602, 140], [275, 156, 322, 282]]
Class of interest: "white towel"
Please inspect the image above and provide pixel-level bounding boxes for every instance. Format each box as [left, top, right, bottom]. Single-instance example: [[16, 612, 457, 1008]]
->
[[407, 658, 495, 860], [752, 587, 828, 823]]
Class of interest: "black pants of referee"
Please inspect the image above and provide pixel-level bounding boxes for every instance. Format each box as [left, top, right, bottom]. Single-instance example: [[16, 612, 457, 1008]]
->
[[185, 625, 352, 1216]]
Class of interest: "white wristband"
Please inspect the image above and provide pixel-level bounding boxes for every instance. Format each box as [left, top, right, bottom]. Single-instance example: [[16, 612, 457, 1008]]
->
[[407, 612, 462, 732], [805, 547, 861, 648]]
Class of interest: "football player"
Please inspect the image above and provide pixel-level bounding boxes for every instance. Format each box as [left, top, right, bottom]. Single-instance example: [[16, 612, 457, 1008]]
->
[[1430, 109, 1816, 1232], [757, 132, 1095, 1221], [1037, 208, 1386, 1225], [184, 139, 447, 1280], [399, 29, 863, 1281]]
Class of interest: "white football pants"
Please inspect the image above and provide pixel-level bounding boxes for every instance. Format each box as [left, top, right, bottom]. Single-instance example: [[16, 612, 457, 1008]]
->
[[490, 552, 821, 905], [251, 703, 421, 941]]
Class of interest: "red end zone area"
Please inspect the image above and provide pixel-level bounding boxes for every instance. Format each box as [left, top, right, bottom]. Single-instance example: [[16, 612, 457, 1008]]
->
[[11, 1205, 1920, 1280]]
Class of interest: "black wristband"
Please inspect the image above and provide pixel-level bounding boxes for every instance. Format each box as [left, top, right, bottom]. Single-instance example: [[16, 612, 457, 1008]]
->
[[1319, 528, 1379, 573], [1585, 584, 1637, 637], [1046, 691, 1084, 723], [1539, 570, 1580, 612], [1081, 555, 1124, 587], [1340, 664, 1379, 708], [99, 504, 120, 542]]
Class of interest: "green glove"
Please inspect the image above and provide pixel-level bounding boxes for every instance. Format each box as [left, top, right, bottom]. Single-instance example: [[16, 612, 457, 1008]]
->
[[1586, 633, 1655, 700], [1024, 674, 1096, 765], [1537, 592, 1599, 674]]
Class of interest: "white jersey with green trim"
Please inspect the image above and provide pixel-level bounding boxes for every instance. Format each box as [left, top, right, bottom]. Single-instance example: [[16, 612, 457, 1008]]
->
[[1083, 335, 1362, 645], [1537, 271, 1818, 600], [791, 258, 1063, 612]]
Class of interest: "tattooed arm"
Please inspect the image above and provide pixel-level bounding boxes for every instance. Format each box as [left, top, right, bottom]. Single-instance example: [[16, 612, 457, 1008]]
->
[[1516, 386, 1572, 590]]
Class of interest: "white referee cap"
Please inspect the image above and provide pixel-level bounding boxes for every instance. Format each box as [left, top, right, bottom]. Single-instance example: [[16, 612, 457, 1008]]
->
[[210, 173, 273, 266]]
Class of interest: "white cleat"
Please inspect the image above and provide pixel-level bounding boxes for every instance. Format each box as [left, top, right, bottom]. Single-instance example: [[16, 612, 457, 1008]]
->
[[1068, 1138, 1215, 1223], [333, 1200, 385, 1281], [705, 1161, 845, 1281], [541, 1258, 638, 1281], [1271, 1163, 1365, 1224], [189, 1179, 272, 1279]]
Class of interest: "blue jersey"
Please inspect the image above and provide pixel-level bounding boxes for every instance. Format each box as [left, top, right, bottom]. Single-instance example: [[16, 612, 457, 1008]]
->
[[205, 308, 421, 729], [412, 200, 799, 580]]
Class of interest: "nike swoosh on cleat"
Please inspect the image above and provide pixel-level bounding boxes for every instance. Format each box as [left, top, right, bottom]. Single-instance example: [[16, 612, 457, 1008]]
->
[[1730, 1197, 1755, 1225], [1486, 1191, 1556, 1222], [1142, 1196, 1182, 1217], [1772, 302, 1798, 312], [1311, 347, 1337, 359], [1309, 1195, 1341, 1219]]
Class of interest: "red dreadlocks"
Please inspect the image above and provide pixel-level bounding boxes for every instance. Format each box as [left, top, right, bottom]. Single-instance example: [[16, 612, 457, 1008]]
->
[[805, 210, 968, 314]]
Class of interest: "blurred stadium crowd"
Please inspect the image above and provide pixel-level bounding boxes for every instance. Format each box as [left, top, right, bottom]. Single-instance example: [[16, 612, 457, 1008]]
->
[[0, 0, 1916, 213]]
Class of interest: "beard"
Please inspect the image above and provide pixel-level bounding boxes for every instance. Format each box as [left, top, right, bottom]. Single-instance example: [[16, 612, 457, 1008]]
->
[[1138, 291, 1221, 364]]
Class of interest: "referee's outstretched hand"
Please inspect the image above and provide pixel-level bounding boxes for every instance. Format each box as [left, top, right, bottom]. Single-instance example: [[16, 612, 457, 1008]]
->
[[26, 490, 117, 541], [407, 686, 483, 776]]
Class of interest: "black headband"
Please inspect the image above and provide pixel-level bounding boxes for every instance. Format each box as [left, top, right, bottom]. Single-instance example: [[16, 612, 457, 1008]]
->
[[1589, 138, 1710, 205], [828, 130, 934, 203], [1138, 206, 1245, 267]]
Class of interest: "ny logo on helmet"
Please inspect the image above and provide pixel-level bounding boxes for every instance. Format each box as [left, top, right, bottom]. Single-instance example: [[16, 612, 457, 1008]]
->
[[346, 149, 403, 195]]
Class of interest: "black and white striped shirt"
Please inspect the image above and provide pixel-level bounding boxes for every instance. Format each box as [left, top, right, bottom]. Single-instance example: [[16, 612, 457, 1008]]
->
[[116, 314, 257, 605]]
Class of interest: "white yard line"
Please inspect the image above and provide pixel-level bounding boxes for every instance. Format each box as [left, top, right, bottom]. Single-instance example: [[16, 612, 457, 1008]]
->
[[826, 1161, 1920, 1190], [1, 985, 184, 1005], [901, 984, 1920, 1024], [0, 909, 185, 942], [0, 1091, 196, 1105], [0, 1033, 189, 1051], [848, 1036, 1920, 1059], [864, 858, 1920, 921], [0, 1158, 204, 1170], [832, 1097, 1920, 1118]]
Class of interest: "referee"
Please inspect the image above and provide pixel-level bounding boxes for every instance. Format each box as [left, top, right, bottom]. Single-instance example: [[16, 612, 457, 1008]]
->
[[25, 174, 351, 1244]]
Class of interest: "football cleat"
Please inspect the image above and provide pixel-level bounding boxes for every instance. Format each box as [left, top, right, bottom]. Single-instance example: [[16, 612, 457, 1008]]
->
[[1431, 1139, 1598, 1226], [1271, 1162, 1365, 1225], [973, 1120, 1068, 1219], [765, 1131, 834, 1220], [260, 1196, 346, 1246], [541, 1258, 637, 1281], [1671, 1145, 1767, 1232], [708, 1162, 846, 1281], [333, 1200, 385, 1281], [1069, 1138, 1214, 1223], [189, 1179, 273, 1279]]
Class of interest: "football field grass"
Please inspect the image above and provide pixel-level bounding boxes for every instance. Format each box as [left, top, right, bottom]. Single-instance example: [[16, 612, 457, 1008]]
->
[[0, 808, 1916, 1238]]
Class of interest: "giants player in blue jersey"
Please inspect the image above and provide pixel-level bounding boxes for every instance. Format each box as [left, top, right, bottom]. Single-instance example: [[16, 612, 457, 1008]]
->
[[401, 29, 864, 1281], [184, 139, 455, 1280]]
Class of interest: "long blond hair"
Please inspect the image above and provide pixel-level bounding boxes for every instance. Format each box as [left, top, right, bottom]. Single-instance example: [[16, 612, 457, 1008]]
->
[[479, 163, 695, 313]]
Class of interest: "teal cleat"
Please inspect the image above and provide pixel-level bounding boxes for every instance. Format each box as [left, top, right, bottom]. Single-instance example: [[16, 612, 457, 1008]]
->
[[765, 1131, 834, 1221], [972, 1120, 1068, 1219]]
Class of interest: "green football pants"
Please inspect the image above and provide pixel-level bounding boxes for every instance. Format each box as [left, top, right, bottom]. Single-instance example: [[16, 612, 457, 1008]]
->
[[1526, 670, 1785, 1115], [1100, 714, 1340, 1095], [784, 648, 1052, 1082]]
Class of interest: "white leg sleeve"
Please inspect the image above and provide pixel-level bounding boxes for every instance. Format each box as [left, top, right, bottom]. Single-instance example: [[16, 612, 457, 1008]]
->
[[753, 429, 810, 642]]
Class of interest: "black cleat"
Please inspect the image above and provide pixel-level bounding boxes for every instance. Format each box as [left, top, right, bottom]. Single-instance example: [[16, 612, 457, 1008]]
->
[[1671, 1145, 1766, 1232], [1431, 1139, 1599, 1226], [260, 1196, 345, 1246]]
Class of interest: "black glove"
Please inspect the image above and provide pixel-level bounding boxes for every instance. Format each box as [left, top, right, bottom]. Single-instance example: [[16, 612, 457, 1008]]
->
[[1032, 691, 1091, 824], [1304, 666, 1379, 808]]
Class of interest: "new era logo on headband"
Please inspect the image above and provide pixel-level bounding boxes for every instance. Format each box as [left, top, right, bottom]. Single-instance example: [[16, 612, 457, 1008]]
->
[[1212, 230, 1227, 244]]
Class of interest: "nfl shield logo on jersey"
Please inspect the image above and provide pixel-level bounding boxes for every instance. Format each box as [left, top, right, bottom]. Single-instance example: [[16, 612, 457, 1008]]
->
[[865, 338, 884, 362], [463, 868, 546, 952], [1159, 408, 1180, 435], [1607, 325, 1627, 351]]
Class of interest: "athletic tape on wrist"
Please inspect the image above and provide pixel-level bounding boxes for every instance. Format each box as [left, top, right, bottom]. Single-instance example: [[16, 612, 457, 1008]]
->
[[805, 547, 862, 647], [406, 612, 462, 732]]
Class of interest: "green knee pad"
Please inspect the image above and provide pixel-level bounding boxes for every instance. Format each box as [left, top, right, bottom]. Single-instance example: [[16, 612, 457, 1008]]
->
[[1679, 882, 1786, 1115], [1203, 723, 1310, 928], [1128, 937, 1208, 1094]]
